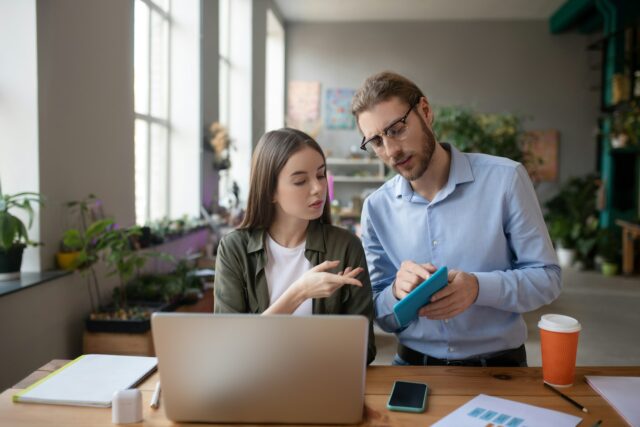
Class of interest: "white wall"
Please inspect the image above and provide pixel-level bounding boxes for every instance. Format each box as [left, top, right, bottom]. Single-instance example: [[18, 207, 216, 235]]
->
[[37, 0, 136, 270], [0, 0, 41, 271], [286, 21, 600, 200], [0, 0, 134, 391]]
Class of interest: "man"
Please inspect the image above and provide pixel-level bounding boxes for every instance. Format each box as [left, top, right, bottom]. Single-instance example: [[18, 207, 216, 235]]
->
[[353, 71, 561, 367]]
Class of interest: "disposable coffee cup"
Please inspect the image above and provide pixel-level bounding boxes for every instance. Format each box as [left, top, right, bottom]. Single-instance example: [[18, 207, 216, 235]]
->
[[538, 314, 581, 387]]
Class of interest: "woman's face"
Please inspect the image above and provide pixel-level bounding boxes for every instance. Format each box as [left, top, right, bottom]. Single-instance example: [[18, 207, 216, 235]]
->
[[273, 146, 327, 222]]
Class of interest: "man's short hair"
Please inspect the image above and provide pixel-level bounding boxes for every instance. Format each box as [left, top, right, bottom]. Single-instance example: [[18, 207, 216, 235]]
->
[[351, 71, 424, 119]]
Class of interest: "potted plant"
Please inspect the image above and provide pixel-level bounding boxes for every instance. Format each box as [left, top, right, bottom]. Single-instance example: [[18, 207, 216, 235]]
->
[[611, 101, 640, 149], [86, 225, 168, 333], [597, 228, 621, 276], [544, 174, 600, 269], [63, 217, 115, 312], [547, 217, 577, 267], [56, 238, 82, 271], [57, 194, 99, 270], [0, 188, 43, 280], [207, 121, 232, 171], [120, 257, 204, 308]]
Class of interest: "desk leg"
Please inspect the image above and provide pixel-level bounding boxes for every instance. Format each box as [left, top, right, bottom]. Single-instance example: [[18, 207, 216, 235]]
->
[[622, 229, 634, 275]]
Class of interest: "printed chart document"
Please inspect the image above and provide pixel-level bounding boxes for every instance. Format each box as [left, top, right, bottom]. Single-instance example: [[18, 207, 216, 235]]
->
[[586, 376, 640, 427], [432, 394, 582, 427], [13, 354, 157, 407]]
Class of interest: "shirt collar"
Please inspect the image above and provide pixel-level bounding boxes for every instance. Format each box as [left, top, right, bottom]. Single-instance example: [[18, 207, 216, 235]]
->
[[246, 220, 326, 254], [393, 142, 475, 200]]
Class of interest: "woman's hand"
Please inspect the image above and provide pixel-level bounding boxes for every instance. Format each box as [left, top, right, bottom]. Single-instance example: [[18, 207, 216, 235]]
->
[[263, 260, 363, 315], [294, 260, 363, 300]]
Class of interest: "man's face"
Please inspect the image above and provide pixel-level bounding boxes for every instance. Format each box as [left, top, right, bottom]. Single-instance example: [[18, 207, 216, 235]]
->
[[358, 97, 437, 182]]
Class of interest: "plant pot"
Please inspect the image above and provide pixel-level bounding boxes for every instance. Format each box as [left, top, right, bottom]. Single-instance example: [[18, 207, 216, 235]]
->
[[556, 247, 576, 268], [611, 134, 628, 149], [56, 251, 80, 271], [601, 262, 618, 276], [85, 302, 172, 333], [0, 244, 25, 281]]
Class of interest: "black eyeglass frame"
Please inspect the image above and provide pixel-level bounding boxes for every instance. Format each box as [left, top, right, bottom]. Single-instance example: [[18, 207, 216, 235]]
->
[[359, 101, 419, 152]]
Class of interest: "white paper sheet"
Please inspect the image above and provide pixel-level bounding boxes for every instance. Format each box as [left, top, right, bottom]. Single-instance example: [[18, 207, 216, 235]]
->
[[586, 376, 640, 427], [432, 394, 582, 427], [13, 354, 157, 407]]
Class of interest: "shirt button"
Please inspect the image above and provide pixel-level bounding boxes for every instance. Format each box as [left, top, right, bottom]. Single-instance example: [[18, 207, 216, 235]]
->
[[432, 240, 438, 246], [444, 319, 449, 324], [448, 347, 454, 352]]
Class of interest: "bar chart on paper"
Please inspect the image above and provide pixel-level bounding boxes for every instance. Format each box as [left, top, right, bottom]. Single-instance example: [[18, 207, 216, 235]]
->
[[432, 394, 582, 427]]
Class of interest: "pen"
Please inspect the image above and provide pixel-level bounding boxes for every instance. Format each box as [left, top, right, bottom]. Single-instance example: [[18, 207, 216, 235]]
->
[[544, 382, 588, 413], [150, 381, 161, 409]]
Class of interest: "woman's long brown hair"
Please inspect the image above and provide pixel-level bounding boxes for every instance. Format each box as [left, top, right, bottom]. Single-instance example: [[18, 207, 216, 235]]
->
[[238, 128, 331, 230]]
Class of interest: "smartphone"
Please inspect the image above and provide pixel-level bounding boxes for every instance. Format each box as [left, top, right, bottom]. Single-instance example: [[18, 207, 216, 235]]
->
[[387, 380, 429, 413]]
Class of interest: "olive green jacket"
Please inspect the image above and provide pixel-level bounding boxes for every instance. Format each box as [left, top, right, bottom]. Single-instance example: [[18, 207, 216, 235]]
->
[[213, 220, 376, 364]]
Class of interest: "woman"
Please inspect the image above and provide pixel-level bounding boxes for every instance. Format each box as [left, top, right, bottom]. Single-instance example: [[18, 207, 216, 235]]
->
[[214, 128, 376, 364]]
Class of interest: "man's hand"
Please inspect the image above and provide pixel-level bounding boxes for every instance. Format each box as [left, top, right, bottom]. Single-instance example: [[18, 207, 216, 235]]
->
[[393, 261, 437, 299], [418, 269, 479, 320]]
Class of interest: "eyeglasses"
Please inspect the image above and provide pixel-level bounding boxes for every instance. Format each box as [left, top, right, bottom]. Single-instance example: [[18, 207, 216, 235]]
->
[[360, 101, 418, 154]]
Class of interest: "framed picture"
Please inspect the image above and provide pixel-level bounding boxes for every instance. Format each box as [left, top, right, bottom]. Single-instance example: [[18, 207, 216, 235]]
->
[[287, 81, 321, 134], [325, 88, 355, 130], [523, 130, 559, 182]]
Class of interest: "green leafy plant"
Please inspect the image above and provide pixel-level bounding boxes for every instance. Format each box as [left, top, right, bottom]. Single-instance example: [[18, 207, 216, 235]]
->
[[544, 174, 600, 267], [60, 195, 114, 312], [0, 190, 43, 252], [95, 225, 151, 309], [63, 217, 115, 312], [432, 106, 527, 162], [61, 194, 98, 252], [208, 121, 232, 170], [118, 258, 202, 305], [611, 100, 640, 146]]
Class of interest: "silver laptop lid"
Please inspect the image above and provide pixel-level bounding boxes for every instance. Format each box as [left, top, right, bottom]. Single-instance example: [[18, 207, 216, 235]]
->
[[151, 313, 368, 424]]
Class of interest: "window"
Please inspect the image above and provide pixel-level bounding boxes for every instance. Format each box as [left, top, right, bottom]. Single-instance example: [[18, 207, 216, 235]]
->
[[217, 0, 233, 207], [265, 9, 285, 131], [219, 0, 230, 128], [134, 0, 171, 224]]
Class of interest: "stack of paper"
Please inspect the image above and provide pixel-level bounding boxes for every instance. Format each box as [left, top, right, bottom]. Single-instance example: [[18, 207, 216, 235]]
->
[[432, 394, 582, 427], [586, 376, 640, 427], [13, 354, 157, 407]]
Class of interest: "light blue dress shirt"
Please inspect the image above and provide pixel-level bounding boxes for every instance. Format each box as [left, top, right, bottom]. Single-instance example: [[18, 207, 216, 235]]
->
[[361, 143, 561, 360]]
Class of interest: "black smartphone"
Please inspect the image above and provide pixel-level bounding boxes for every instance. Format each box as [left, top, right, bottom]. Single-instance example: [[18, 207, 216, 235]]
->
[[386, 380, 429, 413]]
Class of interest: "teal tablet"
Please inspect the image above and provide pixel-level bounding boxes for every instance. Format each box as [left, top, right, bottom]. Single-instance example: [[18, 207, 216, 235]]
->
[[393, 266, 448, 328]]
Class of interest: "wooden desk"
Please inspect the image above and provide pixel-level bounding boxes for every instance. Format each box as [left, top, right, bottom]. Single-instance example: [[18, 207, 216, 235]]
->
[[617, 219, 640, 275], [1, 360, 637, 426]]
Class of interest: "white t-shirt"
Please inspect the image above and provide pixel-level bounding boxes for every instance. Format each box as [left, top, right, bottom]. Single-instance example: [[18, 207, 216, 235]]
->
[[265, 234, 313, 316]]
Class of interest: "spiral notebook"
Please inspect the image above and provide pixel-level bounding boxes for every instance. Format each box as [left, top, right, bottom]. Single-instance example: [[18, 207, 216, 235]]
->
[[13, 354, 157, 407]]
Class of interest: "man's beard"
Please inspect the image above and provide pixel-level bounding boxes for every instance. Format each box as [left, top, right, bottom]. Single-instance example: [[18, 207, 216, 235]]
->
[[392, 118, 436, 182]]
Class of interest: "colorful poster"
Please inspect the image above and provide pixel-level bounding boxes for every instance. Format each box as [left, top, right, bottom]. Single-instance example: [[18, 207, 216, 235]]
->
[[287, 81, 321, 132], [325, 88, 355, 130]]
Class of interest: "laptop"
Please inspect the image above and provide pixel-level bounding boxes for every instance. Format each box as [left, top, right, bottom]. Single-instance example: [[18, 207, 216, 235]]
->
[[151, 313, 369, 424]]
